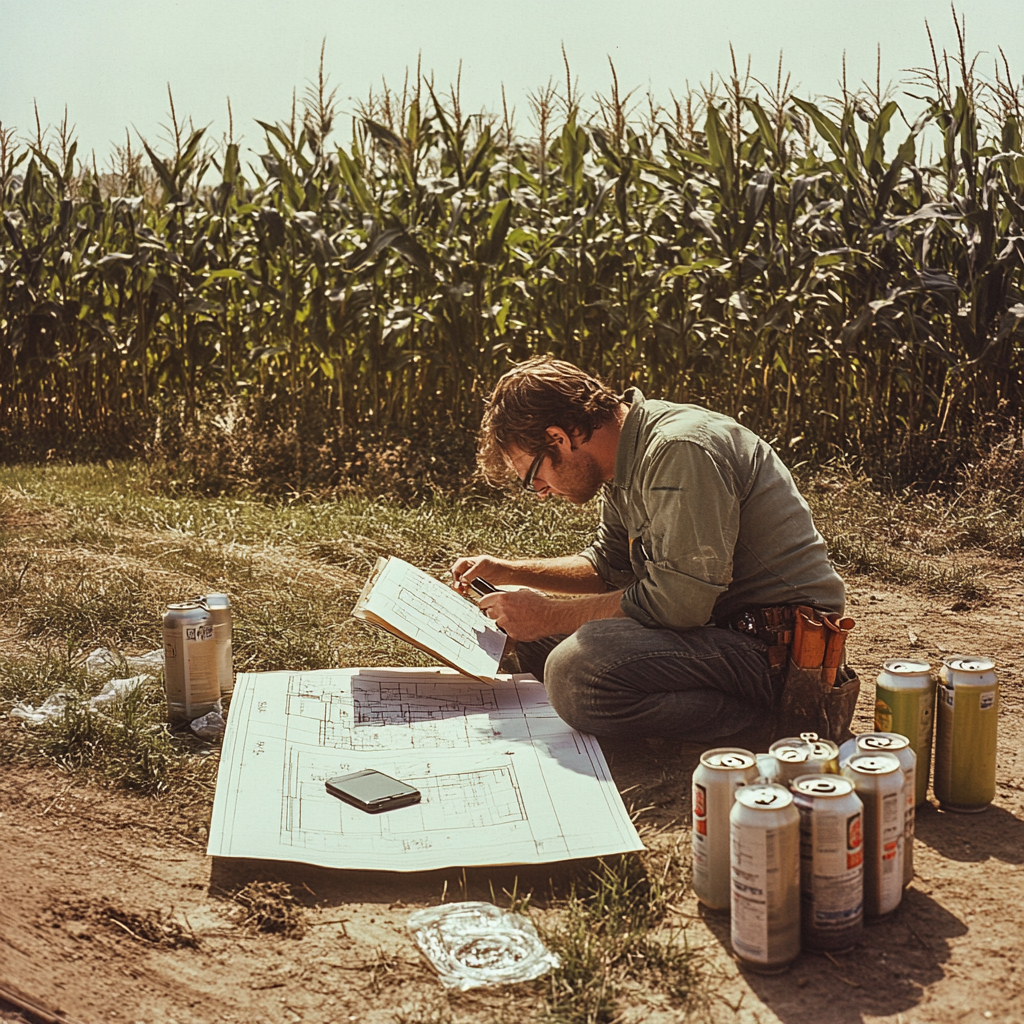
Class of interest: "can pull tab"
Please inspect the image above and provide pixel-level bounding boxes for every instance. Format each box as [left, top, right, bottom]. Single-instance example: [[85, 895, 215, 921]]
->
[[799, 732, 820, 743]]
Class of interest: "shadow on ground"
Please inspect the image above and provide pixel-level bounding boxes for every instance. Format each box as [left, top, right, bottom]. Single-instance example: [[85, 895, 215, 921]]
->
[[701, 888, 967, 1024]]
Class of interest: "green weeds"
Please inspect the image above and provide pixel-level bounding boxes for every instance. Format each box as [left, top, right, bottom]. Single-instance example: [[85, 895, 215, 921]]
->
[[0, 648, 217, 798], [538, 852, 699, 1023]]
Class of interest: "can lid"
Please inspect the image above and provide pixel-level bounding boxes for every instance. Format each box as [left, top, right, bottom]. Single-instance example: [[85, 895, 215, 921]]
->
[[881, 659, 932, 675], [858, 732, 909, 751], [944, 656, 995, 675], [769, 738, 812, 762], [197, 593, 232, 609], [735, 784, 794, 810], [792, 775, 855, 797], [166, 602, 202, 610], [701, 748, 756, 770], [845, 752, 901, 775]]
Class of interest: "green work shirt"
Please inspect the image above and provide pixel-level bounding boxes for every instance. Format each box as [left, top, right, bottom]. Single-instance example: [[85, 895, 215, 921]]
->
[[579, 389, 845, 630]]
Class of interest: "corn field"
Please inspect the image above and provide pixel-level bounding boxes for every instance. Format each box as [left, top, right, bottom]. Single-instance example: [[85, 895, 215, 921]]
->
[[2, 40, 1023, 486]]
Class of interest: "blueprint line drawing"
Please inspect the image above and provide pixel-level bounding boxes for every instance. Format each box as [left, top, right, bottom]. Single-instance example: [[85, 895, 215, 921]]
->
[[208, 667, 644, 871], [352, 557, 507, 681]]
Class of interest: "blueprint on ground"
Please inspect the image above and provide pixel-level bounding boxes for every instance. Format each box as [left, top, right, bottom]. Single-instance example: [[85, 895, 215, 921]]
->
[[352, 556, 507, 683], [207, 667, 643, 871]]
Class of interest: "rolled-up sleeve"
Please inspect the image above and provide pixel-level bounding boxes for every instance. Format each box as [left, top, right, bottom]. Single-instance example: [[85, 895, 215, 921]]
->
[[579, 492, 638, 590], [619, 440, 740, 629]]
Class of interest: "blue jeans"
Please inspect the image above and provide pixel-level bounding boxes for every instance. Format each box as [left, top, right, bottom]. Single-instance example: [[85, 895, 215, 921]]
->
[[511, 618, 776, 741]]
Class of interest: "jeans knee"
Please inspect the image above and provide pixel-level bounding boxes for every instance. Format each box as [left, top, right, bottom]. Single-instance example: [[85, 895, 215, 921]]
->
[[543, 630, 602, 731]]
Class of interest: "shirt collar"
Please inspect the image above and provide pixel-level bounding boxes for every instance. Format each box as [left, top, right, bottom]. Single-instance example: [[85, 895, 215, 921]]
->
[[612, 387, 645, 489]]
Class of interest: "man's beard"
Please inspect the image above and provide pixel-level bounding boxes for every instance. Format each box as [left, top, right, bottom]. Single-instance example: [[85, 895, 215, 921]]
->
[[551, 447, 605, 504]]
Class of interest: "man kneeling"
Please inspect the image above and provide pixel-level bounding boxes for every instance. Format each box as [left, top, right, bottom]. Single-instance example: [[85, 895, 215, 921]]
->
[[451, 357, 845, 743]]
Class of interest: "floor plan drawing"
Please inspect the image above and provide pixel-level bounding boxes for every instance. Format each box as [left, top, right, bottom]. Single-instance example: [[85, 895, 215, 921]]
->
[[352, 557, 507, 681], [208, 667, 644, 871]]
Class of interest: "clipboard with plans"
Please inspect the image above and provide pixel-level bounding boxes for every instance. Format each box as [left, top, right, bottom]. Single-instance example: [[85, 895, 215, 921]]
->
[[353, 555, 508, 683]]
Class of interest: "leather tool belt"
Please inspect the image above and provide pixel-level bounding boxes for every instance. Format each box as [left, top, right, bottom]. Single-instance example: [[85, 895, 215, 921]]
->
[[720, 605, 795, 678]]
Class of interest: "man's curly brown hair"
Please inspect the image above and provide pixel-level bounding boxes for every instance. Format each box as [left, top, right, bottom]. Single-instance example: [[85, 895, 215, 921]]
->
[[478, 357, 622, 485]]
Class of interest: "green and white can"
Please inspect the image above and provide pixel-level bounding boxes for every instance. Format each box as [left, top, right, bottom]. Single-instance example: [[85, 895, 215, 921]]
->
[[933, 657, 999, 813], [874, 660, 935, 806]]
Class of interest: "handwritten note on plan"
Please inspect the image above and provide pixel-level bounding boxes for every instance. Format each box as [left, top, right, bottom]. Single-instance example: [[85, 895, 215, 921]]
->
[[207, 667, 644, 871], [353, 556, 507, 682]]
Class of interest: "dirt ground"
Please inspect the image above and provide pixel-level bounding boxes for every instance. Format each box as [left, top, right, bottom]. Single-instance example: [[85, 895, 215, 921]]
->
[[2, 571, 1022, 1024]]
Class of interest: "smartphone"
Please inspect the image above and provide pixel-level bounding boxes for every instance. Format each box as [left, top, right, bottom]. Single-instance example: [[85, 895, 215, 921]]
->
[[469, 577, 499, 596], [325, 770, 421, 813]]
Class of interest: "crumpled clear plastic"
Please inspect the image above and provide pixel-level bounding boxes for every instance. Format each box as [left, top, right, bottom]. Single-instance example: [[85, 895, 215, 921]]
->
[[85, 647, 164, 677], [8, 676, 148, 724], [89, 675, 148, 707], [190, 710, 226, 741], [407, 901, 560, 990], [9, 693, 70, 724]]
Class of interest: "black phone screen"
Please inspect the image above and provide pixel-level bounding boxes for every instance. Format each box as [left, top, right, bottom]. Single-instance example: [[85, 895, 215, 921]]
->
[[325, 770, 421, 813]]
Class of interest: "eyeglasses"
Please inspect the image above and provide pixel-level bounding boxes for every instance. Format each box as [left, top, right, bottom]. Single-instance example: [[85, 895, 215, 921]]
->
[[520, 450, 550, 492]]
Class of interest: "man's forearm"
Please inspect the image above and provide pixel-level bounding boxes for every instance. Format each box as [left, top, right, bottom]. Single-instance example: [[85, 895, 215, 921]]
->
[[478, 586, 627, 641], [542, 589, 627, 634], [502, 555, 609, 594]]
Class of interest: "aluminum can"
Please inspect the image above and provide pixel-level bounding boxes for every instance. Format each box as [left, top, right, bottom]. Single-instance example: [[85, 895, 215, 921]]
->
[[791, 775, 864, 951], [197, 592, 234, 696], [768, 732, 840, 785], [854, 734, 916, 886], [730, 783, 801, 973], [933, 657, 999, 812], [692, 748, 759, 911], [842, 753, 903, 919], [162, 602, 221, 723], [874, 659, 935, 806]]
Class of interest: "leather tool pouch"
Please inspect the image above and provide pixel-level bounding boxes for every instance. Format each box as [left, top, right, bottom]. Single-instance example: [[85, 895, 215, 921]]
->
[[777, 659, 861, 743], [823, 664, 861, 744]]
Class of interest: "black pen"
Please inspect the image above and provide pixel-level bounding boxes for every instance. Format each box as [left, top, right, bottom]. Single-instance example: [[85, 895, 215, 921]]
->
[[468, 577, 506, 633]]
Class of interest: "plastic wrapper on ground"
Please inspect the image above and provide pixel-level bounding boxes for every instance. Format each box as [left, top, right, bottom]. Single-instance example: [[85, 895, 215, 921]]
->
[[407, 901, 560, 990], [190, 710, 226, 741], [85, 647, 164, 678]]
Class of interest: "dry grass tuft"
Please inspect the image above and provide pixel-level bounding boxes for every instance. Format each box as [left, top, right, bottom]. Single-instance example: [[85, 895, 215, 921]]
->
[[229, 881, 307, 938]]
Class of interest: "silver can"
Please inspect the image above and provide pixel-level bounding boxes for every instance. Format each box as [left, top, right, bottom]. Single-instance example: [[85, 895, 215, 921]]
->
[[875, 659, 935, 806], [730, 783, 801, 973], [934, 657, 999, 813], [162, 602, 221, 723], [854, 734, 916, 886], [791, 775, 864, 952], [692, 748, 759, 911], [197, 592, 234, 696], [842, 753, 904, 919], [769, 732, 840, 785]]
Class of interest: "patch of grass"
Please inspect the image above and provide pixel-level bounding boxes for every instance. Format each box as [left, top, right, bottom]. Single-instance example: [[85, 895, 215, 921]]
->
[[803, 472, 994, 600], [229, 881, 306, 937], [47, 898, 200, 949], [536, 850, 701, 1024], [0, 648, 219, 799]]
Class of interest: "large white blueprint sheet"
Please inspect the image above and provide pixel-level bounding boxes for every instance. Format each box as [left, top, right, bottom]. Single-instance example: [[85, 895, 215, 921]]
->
[[207, 667, 643, 871]]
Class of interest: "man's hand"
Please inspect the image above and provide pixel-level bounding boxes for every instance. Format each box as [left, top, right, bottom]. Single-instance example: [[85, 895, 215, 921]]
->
[[476, 588, 552, 641], [477, 587, 626, 641], [451, 555, 515, 594]]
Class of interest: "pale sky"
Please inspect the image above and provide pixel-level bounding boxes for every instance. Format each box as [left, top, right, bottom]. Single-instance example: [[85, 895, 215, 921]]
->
[[1, 0, 1021, 161]]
